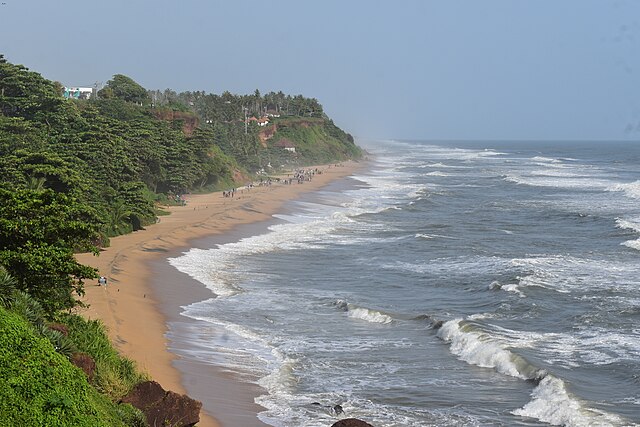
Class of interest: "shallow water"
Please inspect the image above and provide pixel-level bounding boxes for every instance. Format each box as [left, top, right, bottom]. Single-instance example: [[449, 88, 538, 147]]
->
[[169, 140, 640, 426]]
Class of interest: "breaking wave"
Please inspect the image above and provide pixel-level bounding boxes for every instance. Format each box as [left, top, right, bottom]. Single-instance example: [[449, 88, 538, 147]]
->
[[334, 300, 394, 324], [513, 376, 624, 426], [607, 180, 640, 200], [437, 319, 626, 426]]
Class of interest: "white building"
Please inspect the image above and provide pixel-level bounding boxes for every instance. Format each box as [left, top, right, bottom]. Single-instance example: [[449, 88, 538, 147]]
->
[[64, 87, 93, 100]]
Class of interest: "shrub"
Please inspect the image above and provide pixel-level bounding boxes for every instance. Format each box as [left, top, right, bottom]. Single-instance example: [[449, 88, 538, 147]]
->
[[0, 307, 109, 426], [60, 314, 148, 399]]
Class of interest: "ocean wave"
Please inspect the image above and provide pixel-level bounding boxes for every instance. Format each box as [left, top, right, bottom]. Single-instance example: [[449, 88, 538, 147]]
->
[[511, 255, 640, 294], [503, 174, 610, 190], [169, 200, 370, 296], [607, 180, 640, 199], [622, 239, 640, 251], [418, 162, 470, 169], [489, 280, 525, 297], [385, 255, 506, 276], [437, 319, 544, 380], [334, 300, 394, 324], [168, 248, 243, 297], [483, 323, 640, 368], [513, 376, 625, 426], [397, 145, 506, 161], [438, 319, 626, 426], [422, 171, 451, 177], [616, 217, 640, 233], [531, 156, 562, 163]]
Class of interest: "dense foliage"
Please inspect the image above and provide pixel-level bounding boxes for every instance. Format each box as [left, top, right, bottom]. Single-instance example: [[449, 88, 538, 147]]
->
[[0, 188, 99, 314], [0, 306, 145, 426]]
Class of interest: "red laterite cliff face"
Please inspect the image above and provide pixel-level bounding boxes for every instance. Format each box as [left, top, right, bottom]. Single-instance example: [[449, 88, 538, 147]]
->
[[258, 123, 277, 146], [152, 110, 200, 136]]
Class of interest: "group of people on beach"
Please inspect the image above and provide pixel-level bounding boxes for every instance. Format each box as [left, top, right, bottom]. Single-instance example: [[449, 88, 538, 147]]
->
[[290, 168, 319, 184], [220, 167, 327, 198]]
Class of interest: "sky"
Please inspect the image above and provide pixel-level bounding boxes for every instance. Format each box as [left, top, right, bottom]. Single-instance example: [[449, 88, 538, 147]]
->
[[1, 0, 639, 141]]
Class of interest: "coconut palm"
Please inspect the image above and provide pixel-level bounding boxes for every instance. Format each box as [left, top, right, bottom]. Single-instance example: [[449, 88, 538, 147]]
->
[[27, 176, 47, 191], [0, 267, 17, 308], [106, 200, 132, 235]]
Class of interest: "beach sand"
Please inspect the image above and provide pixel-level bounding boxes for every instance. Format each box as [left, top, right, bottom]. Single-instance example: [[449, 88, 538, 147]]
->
[[77, 161, 362, 427]]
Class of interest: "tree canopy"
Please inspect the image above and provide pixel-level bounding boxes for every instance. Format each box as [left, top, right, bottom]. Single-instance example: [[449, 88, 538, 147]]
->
[[98, 74, 149, 104]]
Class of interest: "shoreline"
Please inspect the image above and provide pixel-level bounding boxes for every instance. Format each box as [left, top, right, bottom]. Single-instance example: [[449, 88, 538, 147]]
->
[[76, 161, 364, 427]]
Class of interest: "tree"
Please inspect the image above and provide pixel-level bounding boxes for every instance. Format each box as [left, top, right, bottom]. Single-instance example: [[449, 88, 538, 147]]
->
[[98, 74, 149, 104], [0, 188, 100, 315]]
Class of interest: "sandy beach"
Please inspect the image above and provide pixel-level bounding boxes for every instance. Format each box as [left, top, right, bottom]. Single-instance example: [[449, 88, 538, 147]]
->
[[76, 161, 362, 427]]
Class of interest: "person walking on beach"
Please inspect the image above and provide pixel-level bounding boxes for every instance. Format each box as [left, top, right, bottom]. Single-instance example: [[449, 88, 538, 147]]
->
[[98, 276, 107, 287]]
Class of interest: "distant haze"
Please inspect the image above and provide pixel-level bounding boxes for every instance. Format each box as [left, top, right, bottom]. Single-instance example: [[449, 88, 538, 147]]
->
[[1, 0, 639, 141]]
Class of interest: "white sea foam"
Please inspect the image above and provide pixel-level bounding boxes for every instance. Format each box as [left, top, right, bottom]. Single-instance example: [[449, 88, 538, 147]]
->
[[422, 171, 451, 177], [486, 322, 640, 367], [335, 300, 394, 324], [511, 255, 640, 294], [616, 217, 640, 233], [169, 197, 370, 297], [347, 306, 393, 324], [438, 319, 626, 426], [607, 180, 640, 199], [616, 217, 640, 251], [415, 233, 434, 239], [622, 239, 640, 251], [420, 162, 469, 169], [531, 156, 562, 163], [386, 255, 506, 276], [489, 281, 525, 297], [503, 174, 611, 190], [513, 376, 625, 427], [437, 319, 542, 379]]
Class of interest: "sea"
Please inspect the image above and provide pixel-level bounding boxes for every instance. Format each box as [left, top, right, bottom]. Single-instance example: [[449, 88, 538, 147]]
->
[[168, 140, 640, 427]]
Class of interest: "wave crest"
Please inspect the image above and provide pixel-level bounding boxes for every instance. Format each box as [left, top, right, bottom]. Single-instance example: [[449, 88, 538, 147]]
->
[[513, 376, 624, 426], [437, 319, 543, 380], [334, 300, 394, 324], [607, 180, 640, 199]]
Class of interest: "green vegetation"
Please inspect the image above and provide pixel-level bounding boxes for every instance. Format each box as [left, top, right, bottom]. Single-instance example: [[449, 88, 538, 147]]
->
[[266, 117, 360, 166], [0, 266, 146, 425], [61, 314, 147, 400], [0, 54, 362, 425], [0, 303, 145, 426]]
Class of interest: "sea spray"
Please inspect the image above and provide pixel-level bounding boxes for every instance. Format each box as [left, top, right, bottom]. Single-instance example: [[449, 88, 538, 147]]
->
[[513, 376, 624, 427]]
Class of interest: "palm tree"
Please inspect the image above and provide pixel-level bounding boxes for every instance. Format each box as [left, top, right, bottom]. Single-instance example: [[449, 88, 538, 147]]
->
[[106, 201, 132, 235], [0, 267, 17, 308], [27, 176, 47, 191]]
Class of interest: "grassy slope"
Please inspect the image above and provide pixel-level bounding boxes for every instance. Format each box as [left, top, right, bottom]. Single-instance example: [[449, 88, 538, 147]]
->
[[268, 117, 362, 166], [0, 307, 145, 426]]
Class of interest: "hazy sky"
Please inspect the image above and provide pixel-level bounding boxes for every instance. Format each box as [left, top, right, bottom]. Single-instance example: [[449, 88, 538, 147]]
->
[[1, 0, 639, 141]]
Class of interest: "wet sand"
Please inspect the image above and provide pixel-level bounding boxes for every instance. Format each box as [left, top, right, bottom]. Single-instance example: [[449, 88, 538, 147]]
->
[[77, 161, 363, 427]]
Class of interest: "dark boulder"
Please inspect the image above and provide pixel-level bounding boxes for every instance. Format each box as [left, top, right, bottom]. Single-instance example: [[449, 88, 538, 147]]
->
[[121, 380, 201, 427], [70, 352, 96, 380], [331, 418, 374, 427], [431, 320, 444, 330]]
